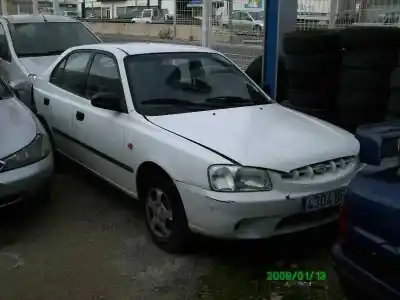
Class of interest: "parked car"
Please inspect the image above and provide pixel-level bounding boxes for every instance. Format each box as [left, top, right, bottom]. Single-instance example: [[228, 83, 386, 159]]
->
[[63, 11, 79, 19], [131, 8, 165, 23], [220, 8, 264, 36], [0, 14, 101, 112], [33, 42, 360, 253], [0, 76, 53, 208], [332, 121, 400, 300]]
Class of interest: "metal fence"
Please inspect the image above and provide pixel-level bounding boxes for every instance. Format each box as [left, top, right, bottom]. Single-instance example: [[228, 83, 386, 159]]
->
[[2, 0, 400, 70]]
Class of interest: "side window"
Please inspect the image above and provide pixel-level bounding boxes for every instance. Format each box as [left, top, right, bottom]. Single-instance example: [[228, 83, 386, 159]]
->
[[244, 13, 253, 21], [232, 12, 240, 20], [0, 24, 10, 62], [59, 52, 92, 96], [85, 53, 124, 101], [50, 58, 67, 86]]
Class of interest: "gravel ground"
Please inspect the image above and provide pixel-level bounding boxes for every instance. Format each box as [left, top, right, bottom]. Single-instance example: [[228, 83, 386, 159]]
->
[[0, 158, 345, 300]]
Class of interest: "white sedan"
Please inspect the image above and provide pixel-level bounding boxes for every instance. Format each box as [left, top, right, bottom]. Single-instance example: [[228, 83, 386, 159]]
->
[[33, 43, 360, 253]]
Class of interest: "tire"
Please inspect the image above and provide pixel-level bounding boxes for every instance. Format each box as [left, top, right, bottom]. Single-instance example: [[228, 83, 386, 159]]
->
[[245, 55, 263, 86], [387, 89, 400, 116], [336, 90, 385, 112], [252, 25, 263, 37], [339, 69, 387, 91], [342, 49, 397, 70], [245, 55, 288, 103], [287, 89, 329, 109], [340, 26, 400, 49], [337, 109, 384, 133], [283, 30, 340, 55], [281, 100, 332, 121], [143, 174, 192, 253], [288, 73, 332, 90], [390, 67, 400, 89], [284, 54, 339, 74]]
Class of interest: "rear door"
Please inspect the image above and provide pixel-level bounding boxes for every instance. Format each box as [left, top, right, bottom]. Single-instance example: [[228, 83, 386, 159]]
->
[[34, 50, 93, 154]]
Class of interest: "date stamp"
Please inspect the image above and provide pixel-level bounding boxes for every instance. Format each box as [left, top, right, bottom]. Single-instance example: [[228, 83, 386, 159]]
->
[[267, 271, 327, 281]]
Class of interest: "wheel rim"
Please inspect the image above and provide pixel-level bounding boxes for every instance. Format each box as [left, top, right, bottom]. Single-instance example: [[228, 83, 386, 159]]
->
[[145, 188, 174, 239], [254, 26, 262, 37]]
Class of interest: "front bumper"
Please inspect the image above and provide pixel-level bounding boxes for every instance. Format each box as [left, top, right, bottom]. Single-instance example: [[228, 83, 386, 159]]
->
[[0, 152, 54, 208], [176, 179, 348, 239], [331, 243, 400, 300]]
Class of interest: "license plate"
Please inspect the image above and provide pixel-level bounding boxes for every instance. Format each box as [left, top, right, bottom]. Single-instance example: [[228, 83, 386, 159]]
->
[[303, 188, 346, 212]]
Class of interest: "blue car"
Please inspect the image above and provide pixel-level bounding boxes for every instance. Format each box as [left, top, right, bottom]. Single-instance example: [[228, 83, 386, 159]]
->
[[331, 121, 400, 300]]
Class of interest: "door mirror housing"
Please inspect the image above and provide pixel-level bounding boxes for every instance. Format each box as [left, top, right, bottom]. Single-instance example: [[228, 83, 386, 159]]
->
[[91, 92, 122, 112]]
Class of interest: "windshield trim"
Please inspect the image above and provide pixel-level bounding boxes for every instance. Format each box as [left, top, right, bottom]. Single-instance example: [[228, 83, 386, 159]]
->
[[123, 52, 273, 116]]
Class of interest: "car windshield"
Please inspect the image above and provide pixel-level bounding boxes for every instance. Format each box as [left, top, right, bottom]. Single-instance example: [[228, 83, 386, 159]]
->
[[9, 22, 101, 57], [249, 11, 264, 20], [0, 78, 14, 100], [124, 52, 271, 116]]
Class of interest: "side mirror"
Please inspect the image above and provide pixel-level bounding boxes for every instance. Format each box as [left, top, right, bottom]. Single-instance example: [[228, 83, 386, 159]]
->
[[91, 92, 122, 112]]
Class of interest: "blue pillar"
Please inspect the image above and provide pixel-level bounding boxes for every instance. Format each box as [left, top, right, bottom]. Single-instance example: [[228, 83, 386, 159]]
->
[[263, 0, 297, 100]]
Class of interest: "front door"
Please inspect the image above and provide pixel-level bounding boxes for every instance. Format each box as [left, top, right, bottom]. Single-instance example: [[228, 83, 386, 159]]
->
[[72, 52, 135, 191]]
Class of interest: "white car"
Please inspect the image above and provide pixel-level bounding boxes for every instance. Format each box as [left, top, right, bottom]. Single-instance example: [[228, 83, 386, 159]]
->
[[33, 43, 360, 253]]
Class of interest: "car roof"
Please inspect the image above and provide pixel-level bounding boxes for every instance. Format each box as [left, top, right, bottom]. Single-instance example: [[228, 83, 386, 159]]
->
[[72, 42, 217, 56], [1, 14, 77, 23]]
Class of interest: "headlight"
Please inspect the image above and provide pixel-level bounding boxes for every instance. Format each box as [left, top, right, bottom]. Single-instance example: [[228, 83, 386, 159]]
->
[[0, 134, 51, 172], [208, 165, 272, 192]]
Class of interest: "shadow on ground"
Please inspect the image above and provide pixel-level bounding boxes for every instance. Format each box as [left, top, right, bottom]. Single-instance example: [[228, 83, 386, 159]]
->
[[0, 156, 345, 300]]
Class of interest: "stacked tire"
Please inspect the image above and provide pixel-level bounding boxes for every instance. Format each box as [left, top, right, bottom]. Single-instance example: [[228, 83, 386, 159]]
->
[[282, 30, 341, 121], [337, 27, 400, 132], [387, 60, 400, 119]]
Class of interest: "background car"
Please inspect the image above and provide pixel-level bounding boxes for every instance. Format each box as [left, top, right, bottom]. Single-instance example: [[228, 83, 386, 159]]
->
[[0, 14, 101, 112], [220, 8, 264, 36], [332, 121, 400, 300], [33, 43, 359, 253], [0, 76, 53, 208]]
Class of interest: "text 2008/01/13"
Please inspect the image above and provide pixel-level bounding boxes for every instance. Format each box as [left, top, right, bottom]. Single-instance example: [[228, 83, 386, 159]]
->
[[267, 271, 327, 281]]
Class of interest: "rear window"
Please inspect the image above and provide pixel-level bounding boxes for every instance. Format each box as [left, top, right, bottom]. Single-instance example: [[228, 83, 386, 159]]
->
[[9, 22, 100, 57]]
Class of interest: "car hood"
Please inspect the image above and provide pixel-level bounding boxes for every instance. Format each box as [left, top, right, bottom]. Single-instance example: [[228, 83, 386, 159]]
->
[[0, 98, 37, 159], [19, 55, 59, 75], [147, 104, 360, 172]]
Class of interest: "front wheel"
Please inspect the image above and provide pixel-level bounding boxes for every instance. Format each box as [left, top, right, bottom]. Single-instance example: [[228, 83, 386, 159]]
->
[[144, 176, 192, 253], [252, 25, 263, 37]]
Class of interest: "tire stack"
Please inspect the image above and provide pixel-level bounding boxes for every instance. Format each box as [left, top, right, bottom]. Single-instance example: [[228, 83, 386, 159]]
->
[[337, 27, 400, 132], [387, 60, 400, 119], [282, 30, 341, 122]]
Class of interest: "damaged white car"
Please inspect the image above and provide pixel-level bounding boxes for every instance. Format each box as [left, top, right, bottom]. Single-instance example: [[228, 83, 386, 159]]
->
[[33, 43, 360, 253]]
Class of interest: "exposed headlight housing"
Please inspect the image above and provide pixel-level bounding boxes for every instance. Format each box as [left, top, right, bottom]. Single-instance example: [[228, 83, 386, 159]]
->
[[0, 134, 51, 172], [208, 165, 272, 192]]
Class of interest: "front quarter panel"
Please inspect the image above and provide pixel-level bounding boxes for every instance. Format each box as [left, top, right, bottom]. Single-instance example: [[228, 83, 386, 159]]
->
[[126, 114, 231, 190]]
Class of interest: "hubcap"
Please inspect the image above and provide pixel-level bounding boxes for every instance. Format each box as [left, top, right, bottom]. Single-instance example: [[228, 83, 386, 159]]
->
[[145, 188, 173, 239]]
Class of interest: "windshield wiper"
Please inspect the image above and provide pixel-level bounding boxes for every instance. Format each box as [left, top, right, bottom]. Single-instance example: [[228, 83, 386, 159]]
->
[[141, 98, 218, 108], [17, 50, 65, 57]]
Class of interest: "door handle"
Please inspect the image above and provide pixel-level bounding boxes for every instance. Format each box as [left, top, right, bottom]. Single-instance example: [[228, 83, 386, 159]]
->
[[76, 111, 85, 121], [44, 97, 50, 106]]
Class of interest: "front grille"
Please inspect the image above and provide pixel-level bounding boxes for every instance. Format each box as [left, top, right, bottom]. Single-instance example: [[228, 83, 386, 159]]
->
[[343, 241, 400, 290], [281, 156, 357, 181]]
